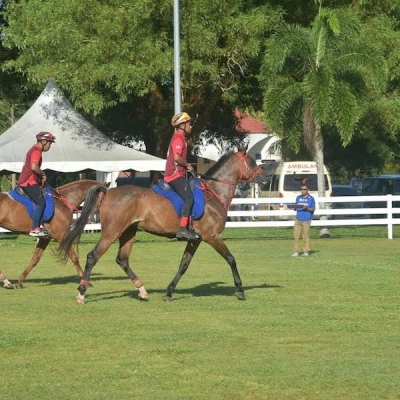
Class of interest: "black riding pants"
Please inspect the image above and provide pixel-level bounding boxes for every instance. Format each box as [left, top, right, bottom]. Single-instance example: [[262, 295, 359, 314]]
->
[[22, 184, 45, 229], [168, 177, 194, 217]]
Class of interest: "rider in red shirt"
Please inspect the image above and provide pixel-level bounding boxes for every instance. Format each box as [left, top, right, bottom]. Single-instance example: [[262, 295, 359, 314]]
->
[[164, 112, 200, 240], [18, 132, 55, 237]]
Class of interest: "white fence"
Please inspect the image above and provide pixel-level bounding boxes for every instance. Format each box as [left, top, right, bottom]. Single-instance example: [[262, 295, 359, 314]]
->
[[227, 195, 400, 239], [1, 195, 400, 239]]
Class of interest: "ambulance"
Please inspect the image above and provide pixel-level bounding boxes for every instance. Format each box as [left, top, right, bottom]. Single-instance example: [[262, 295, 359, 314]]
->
[[256, 161, 332, 219]]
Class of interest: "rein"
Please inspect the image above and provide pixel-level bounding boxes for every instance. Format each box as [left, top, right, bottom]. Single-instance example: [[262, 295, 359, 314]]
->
[[197, 151, 263, 211], [51, 189, 80, 213]]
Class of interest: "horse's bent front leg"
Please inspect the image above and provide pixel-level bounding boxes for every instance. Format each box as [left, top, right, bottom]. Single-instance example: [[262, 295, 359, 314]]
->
[[164, 240, 201, 302], [205, 235, 245, 300], [14, 238, 51, 289]]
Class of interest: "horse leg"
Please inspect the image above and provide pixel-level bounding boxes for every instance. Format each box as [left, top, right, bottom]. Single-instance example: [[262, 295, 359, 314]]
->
[[48, 223, 88, 285], [66, 247, 91, 285], [13, 238, 51, 289], [76, 238, 115, 304], [115, 226, 148, 301], [205, 235, 245, 300], [15, 234, 86, 288], [0, 270, 13, 289], [164, 240, 201, 302]]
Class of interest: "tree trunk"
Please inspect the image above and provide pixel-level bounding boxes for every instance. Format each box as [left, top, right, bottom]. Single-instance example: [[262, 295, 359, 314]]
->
[[303, 103, 331, 238], [314, 120, 330, 237], [314, 122, 326, 197], [190, 86, 223, 142]]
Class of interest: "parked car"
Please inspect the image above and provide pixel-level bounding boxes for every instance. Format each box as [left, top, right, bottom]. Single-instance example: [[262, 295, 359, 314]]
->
[[331, 185, 368, 219], [352, 175, 400, 217]]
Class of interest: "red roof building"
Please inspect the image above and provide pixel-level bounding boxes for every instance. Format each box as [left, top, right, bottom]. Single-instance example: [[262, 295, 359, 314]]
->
[[234, 109, 269, 134]]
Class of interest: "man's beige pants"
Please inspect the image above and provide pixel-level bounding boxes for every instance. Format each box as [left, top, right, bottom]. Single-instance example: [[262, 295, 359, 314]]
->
[[293, 219, 311, 253]]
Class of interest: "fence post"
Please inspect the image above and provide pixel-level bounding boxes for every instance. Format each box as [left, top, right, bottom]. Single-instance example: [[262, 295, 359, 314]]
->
[[387, 194, 393, 239]]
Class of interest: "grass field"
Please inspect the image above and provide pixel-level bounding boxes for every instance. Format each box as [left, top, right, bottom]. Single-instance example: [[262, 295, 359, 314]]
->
[[1, 227, 399, 400]]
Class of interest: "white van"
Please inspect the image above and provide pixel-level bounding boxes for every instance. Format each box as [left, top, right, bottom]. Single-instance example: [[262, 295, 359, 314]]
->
[[256, 161, 332, 219]]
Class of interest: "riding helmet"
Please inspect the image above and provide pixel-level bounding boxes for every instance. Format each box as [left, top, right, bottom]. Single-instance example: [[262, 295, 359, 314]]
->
[[171, 112, 191, 127], [36, 131, 56, 143]]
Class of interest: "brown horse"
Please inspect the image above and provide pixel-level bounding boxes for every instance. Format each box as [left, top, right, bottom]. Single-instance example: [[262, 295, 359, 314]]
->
[[58, 147, 268, 303], [0, 179, 103, 289]]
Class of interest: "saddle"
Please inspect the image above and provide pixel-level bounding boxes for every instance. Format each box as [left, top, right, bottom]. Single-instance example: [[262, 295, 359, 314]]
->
[[14, 184, 27, 196], [9, 184, 55, 222], [152, 178, 205, 220], [14, 184, 49, 197]]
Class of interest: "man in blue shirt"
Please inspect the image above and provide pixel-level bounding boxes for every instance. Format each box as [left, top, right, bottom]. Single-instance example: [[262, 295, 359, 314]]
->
[[291, 183, 315, 256]]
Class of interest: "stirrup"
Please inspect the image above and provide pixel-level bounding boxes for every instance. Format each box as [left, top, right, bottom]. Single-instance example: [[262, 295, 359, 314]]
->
[[176, 227, 200, 241], [29, 228, 48, 238]]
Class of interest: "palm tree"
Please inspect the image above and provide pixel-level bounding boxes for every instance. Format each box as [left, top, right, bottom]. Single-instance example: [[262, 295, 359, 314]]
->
[[259, 1, 387, 236]]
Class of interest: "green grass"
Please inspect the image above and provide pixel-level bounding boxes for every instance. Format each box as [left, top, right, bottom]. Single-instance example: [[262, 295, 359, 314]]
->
[[1, 227, 399, 399]]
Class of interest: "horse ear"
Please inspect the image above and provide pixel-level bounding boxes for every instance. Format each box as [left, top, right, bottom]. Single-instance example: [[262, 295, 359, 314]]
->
[[238, 144, 248, 155]]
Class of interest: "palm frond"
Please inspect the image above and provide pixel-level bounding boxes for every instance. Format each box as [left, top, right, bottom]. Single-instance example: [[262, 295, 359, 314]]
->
[[303, 66, 335, 122], [263, 79, 303, 135], [261, 23, 313, 78], [331, 81, 361, 146]]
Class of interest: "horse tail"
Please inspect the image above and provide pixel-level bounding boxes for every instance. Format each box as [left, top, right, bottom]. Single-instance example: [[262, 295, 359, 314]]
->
[[57, 185, 108, 263]]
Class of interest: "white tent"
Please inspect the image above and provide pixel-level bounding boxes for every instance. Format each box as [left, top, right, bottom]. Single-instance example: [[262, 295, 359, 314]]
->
[[195, 132, 281, 175], [0, 79, 166, 173]]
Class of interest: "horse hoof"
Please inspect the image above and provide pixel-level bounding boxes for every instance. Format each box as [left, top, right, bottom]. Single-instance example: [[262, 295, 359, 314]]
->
[[139, 295, 149, 301], [163, 295, 173, 302], [235, 291, 246, 300], [13, 283, 24, 289], [4, 283, 15, 289], [76, 294, 85, 304]]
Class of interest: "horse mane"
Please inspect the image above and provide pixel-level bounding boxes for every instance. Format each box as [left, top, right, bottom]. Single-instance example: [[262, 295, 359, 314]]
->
[[57, 181, 77, 190], [203, 151, 234, 177]]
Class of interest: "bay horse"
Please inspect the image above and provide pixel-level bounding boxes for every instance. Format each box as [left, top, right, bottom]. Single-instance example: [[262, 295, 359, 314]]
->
[[0, 179, 103, 289], [58, 147, 268, 303]]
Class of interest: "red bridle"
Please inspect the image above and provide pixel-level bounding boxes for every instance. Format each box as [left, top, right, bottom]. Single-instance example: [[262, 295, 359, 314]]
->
[[234, 151, 263, 183], [203, 151, 263, 211]]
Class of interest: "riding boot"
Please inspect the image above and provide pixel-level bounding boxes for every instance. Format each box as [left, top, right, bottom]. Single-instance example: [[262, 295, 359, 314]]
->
[[176, 227, 200, 240], [176, 215, 200, 240]]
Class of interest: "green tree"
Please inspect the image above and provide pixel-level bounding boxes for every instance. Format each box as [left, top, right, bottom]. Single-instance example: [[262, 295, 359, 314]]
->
[[259, 2, 387, 196], [2, 0, 282, 157], [356, 2, 400, 173], [0, 0, 41, 187], [254, 1, 400, 179], [321, 0, 400, 178], [0, 0, 36, 132]]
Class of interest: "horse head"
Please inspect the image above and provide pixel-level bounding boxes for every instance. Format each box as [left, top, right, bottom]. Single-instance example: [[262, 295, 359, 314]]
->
[[235, 145, 269, 186]]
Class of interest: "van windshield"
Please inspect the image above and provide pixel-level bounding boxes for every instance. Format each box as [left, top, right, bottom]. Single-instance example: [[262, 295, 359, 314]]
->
[[283, 174, 329, 191]]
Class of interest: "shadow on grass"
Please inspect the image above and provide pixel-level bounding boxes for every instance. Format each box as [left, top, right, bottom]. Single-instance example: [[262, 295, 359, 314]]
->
[[8, 273, 281, 289], [80, 281, 281, 303], [0, 234, 19, 241], [6, 273, 281, 303], [4, 273, 120, 287]]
